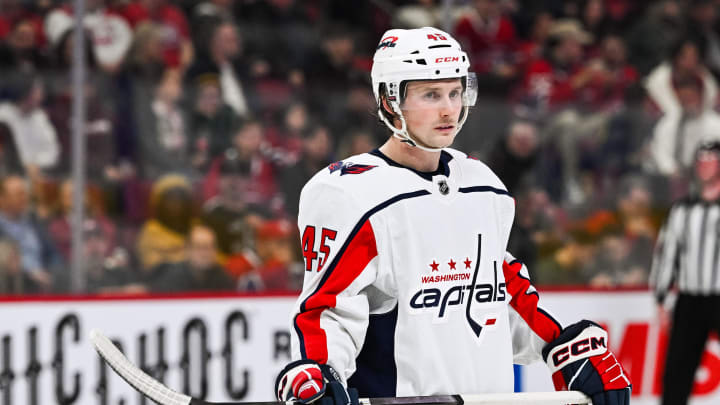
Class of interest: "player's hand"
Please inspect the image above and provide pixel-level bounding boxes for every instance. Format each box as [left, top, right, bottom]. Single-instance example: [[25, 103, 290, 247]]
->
[[276, 360, 359, 405], [542, 320, 632, 405], [657, 304, 671, 331]]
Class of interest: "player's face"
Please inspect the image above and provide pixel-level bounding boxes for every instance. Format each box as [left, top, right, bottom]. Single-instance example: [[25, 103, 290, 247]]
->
[[695, 150, 720, 182], [401, 79, 464, 149]]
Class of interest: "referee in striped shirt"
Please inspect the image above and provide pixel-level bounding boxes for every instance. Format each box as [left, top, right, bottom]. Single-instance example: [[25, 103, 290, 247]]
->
[[650, 140, 720, 405]]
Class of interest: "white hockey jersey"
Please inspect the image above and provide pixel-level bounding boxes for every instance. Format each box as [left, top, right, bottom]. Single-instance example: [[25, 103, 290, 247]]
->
[[289, 148, 562, 397]]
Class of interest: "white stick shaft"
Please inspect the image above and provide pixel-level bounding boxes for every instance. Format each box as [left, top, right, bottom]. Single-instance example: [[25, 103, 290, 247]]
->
[[90, 329, 591, 405], [453, 391, 591, 404], [90, 329, 192, 405]]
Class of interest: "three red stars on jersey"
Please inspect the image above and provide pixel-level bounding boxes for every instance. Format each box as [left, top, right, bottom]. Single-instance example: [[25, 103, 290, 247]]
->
[[429, 258, 472, 271]]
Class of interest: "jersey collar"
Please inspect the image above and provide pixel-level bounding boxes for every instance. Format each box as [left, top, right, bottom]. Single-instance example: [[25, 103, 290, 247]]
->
[[370, 148, 453, 181]]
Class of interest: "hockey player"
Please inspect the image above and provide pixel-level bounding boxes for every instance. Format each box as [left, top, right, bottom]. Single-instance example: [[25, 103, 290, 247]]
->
[[276, 27, 631, 405]]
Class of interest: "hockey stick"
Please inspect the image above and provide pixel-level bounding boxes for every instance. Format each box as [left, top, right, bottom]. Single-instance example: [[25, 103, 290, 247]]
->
[[89, 329, 591, 405]]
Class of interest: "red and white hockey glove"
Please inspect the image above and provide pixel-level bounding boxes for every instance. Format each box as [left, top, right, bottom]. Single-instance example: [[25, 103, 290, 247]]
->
[[276, 360, 358, 405], [542, 320, 632, 405]]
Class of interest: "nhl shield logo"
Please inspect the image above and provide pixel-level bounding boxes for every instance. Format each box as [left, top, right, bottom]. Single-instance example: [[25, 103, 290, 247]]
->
[[438, 180, 449, 195]]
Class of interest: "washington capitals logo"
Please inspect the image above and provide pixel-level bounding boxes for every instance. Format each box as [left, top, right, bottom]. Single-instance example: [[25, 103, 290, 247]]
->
[[328, 161, 377, 175], [408, 235, 503, 341], [377, 36, 398, 50]]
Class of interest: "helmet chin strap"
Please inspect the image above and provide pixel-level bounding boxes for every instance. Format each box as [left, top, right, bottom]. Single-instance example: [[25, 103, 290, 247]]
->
[[378, 100, 470, 153]]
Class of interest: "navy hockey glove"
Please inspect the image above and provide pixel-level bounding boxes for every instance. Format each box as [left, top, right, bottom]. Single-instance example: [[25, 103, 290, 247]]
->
[[542, 320, 632, 405], [276, 360, 359, 405]]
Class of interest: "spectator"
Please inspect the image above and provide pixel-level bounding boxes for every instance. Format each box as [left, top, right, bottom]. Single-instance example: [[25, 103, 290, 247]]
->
[[47, 180, 117, 262], [519, 19, 591, 113], [46, 26, 97, 88], [264, 100, 310, 165], [0, 0, 44, 45], [535, 26, 639, 205], [616, 176, 661, 243], [0, 17, 48, 74], [580, 0, 611, 42], [583, 228, 647, 287], [114, 21, 166, 169], [185, 20, 254, 118], [303, 24, 364, 128], [644, 38, 718, 117], [279, 123, 334, 219], [684, 0, 720, 78], [44, 0, 133, 74], [186, 75, 242, 171], [150, 224, 235, 293], [515, 187, 574, 284], [0, 238, 41, 295], [515, 11, 553, 72], [83, 219, 135, 295], [523, 20, 595, 203], [599, 84, 655, 183], [488, 119, 540, 195], [578, 34, 638, 112], [202, 119, 281, 214], [136, 69, 192, 180], [238, 219, 299, 291], [650, 75, 720, 177], [136, 174, 194, 271], [0, 73, 60, 179], [0, 175, 62, 292], [626, 0, 685, 75], [124, 22, 166, 84], [45, 27, 119, 181], [201, 173, 263, 281], [120, 0, 194, 69], [542, 35, 640, 202], [454, 0, 519, 92]]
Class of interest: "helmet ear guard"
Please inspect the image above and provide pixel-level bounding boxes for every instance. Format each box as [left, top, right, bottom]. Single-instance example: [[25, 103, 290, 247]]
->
[[376, 85, 415, 148]]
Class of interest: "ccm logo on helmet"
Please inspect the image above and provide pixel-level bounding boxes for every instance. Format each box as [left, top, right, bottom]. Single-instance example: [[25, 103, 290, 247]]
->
[[552, 336, 607, 367], [435, 57, 460, 63]]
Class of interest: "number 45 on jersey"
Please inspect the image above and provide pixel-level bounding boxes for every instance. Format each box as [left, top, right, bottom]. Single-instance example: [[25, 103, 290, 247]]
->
[[302, 226, 337, 272]]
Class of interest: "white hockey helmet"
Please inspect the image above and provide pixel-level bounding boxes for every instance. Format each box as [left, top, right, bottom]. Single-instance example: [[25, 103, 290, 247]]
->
[[371, 27, 477, 151]]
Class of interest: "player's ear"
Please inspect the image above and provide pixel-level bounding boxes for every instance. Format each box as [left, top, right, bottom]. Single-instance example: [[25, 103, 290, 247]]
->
[[380, 95, 395, 117], [379, 95, 403, 129]]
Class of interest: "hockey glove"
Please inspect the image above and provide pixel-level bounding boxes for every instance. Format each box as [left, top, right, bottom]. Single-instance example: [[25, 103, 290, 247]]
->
[[276, 360, 359, 405], [542, 320, 632, 405]]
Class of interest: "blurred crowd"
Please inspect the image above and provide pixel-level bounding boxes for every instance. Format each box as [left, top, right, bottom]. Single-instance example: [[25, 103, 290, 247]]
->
[[0, 0, 717, 295]]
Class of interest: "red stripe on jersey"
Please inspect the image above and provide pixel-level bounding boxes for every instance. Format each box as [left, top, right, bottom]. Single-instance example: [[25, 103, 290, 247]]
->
[[295, 220, 378, 363], [502, 260, 561, 342]]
